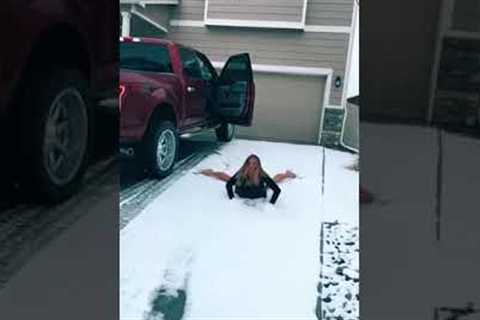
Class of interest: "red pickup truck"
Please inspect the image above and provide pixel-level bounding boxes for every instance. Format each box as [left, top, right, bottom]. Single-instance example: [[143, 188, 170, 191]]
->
[[120, 37, 255, 177], [0, 1, 117, 203]]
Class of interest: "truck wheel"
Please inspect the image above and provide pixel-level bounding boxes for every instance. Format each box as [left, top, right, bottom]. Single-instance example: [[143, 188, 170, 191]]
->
[[21, 69, 91, 203], [145, 121, 179, 178], [215, 123, 236, 142]]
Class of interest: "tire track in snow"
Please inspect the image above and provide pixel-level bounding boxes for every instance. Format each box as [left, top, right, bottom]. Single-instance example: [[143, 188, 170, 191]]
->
[[120, 145, 221, 230]]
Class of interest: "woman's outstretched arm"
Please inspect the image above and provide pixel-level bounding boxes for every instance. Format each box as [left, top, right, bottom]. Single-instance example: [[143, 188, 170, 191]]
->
[[272, 170, 297, 184], [264, 176, 281, 204], [226, 174, 238, 199], [197, 169, 231, 182]]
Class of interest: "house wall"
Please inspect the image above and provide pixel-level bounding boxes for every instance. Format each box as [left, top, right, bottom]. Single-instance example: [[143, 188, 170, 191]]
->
[[306, 0, 354, 26], [171, 0, 354, 27], [171, 0, 204, 20], [168, 26, 349, 106], [206, 0, 305, 22], [120, 0, 357, 145], [132, 4, 172, 30]]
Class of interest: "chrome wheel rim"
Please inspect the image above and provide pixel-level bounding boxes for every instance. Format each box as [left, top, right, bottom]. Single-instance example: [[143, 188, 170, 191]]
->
[[43, 88, 88, 186], [156, 129, 176, 171]]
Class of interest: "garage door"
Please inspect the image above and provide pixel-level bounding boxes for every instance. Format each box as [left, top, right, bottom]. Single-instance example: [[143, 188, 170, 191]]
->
[[236, 72, 326, 144]]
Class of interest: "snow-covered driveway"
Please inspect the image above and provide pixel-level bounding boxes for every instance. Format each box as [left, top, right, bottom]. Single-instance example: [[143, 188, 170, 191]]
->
[[120, 139, 358, 320]]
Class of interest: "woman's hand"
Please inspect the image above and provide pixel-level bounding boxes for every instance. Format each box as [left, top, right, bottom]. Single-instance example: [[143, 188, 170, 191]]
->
[[285, 170, 297, 179]]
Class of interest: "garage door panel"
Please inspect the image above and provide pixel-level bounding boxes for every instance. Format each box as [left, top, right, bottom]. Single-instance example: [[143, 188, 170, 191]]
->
[[237, 72, 325, 144]]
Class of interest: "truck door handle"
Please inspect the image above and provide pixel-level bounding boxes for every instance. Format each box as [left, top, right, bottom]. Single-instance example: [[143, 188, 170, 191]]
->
[[187, 86, 196, 93]]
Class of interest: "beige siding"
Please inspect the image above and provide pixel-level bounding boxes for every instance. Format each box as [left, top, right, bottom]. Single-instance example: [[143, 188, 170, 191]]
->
[[168, 26, 348, 105], [206, 0, 304, 22], [169, 0, 355, 28], [132, 4, 172, 29], [171, 0, 205, 20], [306, 0, 354, 26]]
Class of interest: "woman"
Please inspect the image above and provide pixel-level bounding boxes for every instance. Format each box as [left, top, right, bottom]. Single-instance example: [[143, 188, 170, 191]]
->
[[197, 154, 296, 204]]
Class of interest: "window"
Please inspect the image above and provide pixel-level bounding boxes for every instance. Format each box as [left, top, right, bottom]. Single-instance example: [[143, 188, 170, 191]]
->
[[120, 43, 173, 73], [179, 48, 202, 79]]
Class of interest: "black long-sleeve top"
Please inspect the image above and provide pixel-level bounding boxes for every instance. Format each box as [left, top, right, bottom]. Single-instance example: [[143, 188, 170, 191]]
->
[[226, 173, 281, 204]]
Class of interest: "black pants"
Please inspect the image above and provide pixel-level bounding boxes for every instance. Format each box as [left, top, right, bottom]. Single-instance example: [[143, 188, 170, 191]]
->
[[235, 186, 267, 199]]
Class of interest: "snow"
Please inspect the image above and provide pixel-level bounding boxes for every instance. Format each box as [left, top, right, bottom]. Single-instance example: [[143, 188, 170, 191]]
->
[[120, 139, 358, 320], [318, 222, 359, 319]]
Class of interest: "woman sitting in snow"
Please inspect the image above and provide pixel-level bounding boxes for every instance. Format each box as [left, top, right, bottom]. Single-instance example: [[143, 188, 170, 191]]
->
[[197, 154, 296, 205]]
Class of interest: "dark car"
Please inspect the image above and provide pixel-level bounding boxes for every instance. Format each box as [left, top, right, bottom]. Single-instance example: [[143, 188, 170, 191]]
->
[[119, 37, 255, 177], [0, 1, 118, 203]]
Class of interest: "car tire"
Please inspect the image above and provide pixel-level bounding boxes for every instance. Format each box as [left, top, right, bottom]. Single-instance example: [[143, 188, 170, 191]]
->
[[144, 120, 179, 178], [215, 123, 236, 142], [20, 69, 91, 204]]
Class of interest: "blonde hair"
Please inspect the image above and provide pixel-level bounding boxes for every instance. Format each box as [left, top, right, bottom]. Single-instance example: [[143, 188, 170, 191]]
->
[[235, 154, 267, 187]]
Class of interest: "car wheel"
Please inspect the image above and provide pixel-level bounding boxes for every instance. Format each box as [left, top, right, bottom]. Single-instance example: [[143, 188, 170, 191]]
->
[[145, 121, 178, 178], [22, 69, 91, 203], [215, 123, 236, 142]]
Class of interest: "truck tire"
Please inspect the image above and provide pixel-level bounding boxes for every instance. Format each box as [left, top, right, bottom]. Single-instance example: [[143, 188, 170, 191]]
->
[[145, 120, 179, 178], [215, 123, 236, 142], [21, 69, 91, 204]]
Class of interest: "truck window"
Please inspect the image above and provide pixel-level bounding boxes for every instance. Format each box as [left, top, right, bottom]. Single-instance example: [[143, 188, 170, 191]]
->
[[120, 42, 173, 73], [179, 48, 202, 79], [195, 52, 217, 81]]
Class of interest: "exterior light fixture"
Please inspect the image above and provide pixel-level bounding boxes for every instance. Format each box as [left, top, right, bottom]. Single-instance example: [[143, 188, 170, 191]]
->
[[335, 76, 342, 88]]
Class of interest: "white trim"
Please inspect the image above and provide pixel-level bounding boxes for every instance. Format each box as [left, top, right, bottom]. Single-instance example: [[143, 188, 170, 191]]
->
[[325, 104, 344, 110], [141, 0, 178, 4], [211, 61, 333, 144], [121, 11, 132, 37], [318, 73, 335, 143], [204, 0, 209, 23], [211, 62, 332, 77], [130, 5, 169, 33], [427, 0, 456, 123], [205, 19, 305, 30], [341, 0, 358, 108], [339, 1, 357, 151], [170, 20, 205, 27], [304, 25, 351, 34], [301, 0, 309, 26], [170, 19, 351, 34], [204, 0, 308, 30]]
